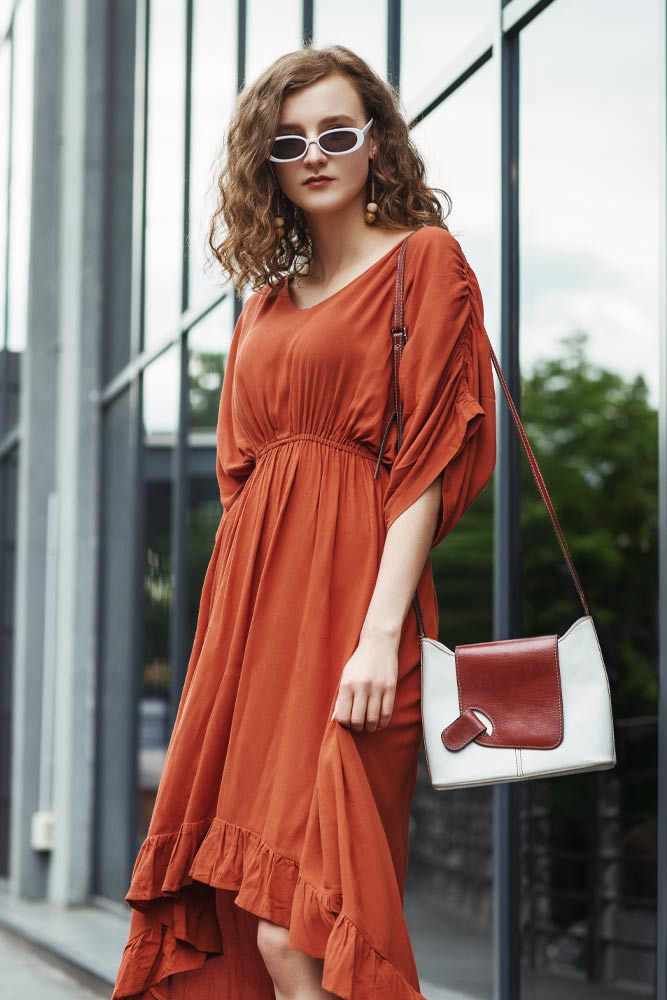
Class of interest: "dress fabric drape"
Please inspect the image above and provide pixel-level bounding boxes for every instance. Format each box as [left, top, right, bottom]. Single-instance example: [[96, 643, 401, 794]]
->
[[110, 224, 497, 1000]]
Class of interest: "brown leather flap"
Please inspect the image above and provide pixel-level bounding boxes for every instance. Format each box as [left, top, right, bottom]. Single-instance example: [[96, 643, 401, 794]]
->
[[441, 634, 563, 752]]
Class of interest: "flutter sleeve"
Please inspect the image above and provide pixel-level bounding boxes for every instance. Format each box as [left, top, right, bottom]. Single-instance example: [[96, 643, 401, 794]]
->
[[215, 297, 256, 512], [382, 228, 497, 550]]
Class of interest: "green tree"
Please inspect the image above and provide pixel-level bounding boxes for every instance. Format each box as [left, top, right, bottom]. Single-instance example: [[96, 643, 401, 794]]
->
[[521, 329, 658, 719], [432, 329, 658, 721]]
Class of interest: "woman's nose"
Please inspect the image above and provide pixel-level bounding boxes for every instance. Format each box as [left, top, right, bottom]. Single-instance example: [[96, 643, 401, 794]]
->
[[302, 140, 327, 166]]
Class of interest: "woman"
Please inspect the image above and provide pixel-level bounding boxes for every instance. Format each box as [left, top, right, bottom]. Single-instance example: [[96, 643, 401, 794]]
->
[[111, 44, 496, 1000]]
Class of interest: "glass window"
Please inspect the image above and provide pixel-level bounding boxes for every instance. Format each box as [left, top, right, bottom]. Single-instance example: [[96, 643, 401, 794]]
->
[[186, 299, 233, 650], [188, 0, 238, 312], [412, 58, 499, 320], [6, 0, 34, 354], [0, 41, 9, 349], [103, 0, 142, 384], [313, 0, 387, 79], [188, 297, 232, 433], [143, 345, 181, 439], [139, 348, 180, 837], [519, 2, 660, 995], [143, 0, 186, 350], [401, 1, 495, 112], [0, 1, 12, 37], [405, 59, 498, 1000], [246, 0, 301, 85]]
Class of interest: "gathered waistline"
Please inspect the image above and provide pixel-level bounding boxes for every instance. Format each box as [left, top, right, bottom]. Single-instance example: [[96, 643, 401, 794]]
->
[[256, 432, 379, 464]]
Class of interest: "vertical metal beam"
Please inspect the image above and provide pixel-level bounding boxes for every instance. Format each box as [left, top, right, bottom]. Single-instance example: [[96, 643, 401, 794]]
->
[[387, 0, 400, 92], [181, 0, 192, 316], [9, 0, 64, 899], [127, 0, 150, 867], [233, 0, 247, 327], [49, 0, 115, 903], [169, 0, 193, 727], [237, 0, 246, 96], [91, 0, 141, 898], [656, 2, 667, 996], [302, 0, 313, 47], [493, 3, 522, 998], [132, 0, 149, 362], [0, 13, 12, 873], [0, 442, 5, 875]]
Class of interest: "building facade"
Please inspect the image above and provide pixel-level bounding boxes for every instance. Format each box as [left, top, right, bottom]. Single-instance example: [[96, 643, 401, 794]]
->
[[1, 0, 666, 997]]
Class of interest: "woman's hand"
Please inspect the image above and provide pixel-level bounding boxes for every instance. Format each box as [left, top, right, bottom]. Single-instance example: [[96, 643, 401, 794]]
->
[[331, 473, 444, 735], [331, 632, 399, 733]]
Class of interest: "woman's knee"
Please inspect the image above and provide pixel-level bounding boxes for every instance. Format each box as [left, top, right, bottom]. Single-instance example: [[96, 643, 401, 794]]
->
[[256, 918, 329, 995], [256, 917, 290, 971]]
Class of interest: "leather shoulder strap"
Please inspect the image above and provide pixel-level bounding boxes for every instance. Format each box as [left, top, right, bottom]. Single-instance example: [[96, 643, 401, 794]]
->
[[379, 227, 590, 619]]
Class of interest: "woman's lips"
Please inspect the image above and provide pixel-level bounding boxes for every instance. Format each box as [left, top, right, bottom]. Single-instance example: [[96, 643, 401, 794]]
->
[[304, 177, 334, 187]]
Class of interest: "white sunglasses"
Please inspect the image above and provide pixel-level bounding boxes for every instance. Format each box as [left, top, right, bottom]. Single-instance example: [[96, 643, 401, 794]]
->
[[268, 117, 374, 162]]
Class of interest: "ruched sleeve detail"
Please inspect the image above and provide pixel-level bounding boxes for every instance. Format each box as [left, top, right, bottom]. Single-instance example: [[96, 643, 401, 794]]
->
[[215, 297, 257, 512], [382, 229, 497, 549]]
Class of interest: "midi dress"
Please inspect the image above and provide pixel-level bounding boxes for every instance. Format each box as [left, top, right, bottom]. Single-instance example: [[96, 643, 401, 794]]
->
[[110, 223, 497, 1000]]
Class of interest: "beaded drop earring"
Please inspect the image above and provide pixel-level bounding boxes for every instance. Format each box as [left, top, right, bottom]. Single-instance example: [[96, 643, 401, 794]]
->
[[274, 190, 285, 241], [364, 157, 377, 224]]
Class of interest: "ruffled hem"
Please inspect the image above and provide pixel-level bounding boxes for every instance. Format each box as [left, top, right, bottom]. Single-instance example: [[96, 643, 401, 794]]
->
[[290, 879, 426, 999], [111, 816, 426, 1000]]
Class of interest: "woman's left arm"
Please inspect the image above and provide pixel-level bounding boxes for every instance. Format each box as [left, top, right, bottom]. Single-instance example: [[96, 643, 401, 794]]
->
[[331, 230, 497, 734], [331, 471, 443, 733]]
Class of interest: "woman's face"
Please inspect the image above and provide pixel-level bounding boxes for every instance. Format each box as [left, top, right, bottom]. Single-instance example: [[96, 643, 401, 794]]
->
[[270, 74, 376, 220]]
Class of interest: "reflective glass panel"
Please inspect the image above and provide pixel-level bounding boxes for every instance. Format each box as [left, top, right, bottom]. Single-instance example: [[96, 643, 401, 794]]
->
[[519, 2, 660, 995]]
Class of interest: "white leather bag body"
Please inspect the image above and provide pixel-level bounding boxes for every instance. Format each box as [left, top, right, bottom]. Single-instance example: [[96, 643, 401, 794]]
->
[[420, 614, 616, 790]]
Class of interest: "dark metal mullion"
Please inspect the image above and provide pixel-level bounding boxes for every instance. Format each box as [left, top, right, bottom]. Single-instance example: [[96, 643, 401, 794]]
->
[[126, 0, 150, 861], [92, 0, 116, 894], [237, 0, 246, 97], [232, 0, 246, 328], [493, 3, 522, 999], [407, 0, 557, 131], [302, 0, 313, 46], [588, 771, 604, 981], [387, 0, 400, 92], [656, 1, 667, 996], [172, 334, 188, 640], [134, 0, 150, 362], [169, 0, 193, 730], [0, 446, 6, 862], [0, 432, 4, 604]]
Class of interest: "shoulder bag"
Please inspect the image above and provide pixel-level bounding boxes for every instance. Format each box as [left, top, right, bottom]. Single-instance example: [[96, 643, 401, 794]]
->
[[375, 230, 617, 790]]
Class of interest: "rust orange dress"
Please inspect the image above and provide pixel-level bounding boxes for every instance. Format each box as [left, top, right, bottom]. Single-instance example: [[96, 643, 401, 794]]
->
[[111, 224, 497, 1000]]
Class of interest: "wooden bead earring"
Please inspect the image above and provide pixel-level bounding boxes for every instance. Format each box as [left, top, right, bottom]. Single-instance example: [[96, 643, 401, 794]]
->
[[274, 191, 285, 240], [365, 157, 377, 224]]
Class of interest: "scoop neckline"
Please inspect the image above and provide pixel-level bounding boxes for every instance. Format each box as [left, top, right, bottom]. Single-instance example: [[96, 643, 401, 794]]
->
[[281, 230, 420, 312]]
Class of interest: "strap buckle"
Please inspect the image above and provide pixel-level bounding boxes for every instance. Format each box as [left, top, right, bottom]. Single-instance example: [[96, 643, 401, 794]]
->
[[391, 325, 407, 345]]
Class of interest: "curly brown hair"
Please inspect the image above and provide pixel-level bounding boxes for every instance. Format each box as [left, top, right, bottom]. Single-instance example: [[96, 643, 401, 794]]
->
[[205, 43, 452, 300]]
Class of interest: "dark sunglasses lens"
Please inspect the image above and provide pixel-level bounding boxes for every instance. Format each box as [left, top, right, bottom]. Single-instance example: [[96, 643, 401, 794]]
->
[[271, 137, 307, 160], [320, 129, 357, 153]]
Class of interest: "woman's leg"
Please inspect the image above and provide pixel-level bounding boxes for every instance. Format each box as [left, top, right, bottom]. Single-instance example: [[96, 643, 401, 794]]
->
[[256, 917, 341, 1000]]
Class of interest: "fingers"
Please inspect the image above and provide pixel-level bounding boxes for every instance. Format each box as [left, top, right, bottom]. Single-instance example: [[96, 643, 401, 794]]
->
[[332, 685, 395, 733], [362, 689, 384, 733]]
